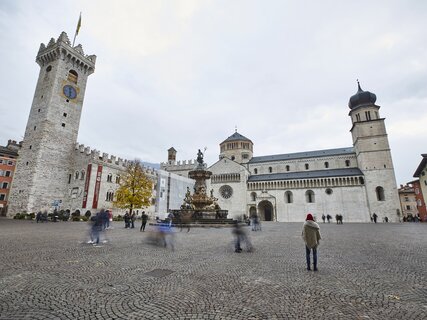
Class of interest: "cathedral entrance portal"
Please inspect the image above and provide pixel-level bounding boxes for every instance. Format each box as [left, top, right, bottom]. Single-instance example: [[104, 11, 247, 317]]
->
[[258, 200, 274, 221], [249, 206, 257, 217]]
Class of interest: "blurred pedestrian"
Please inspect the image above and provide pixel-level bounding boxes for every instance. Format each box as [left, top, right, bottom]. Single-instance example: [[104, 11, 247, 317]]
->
[[131, 212, 136, 229], [36, 211, 42, 223], [107, 209, 113, 229], [302, 213, 321, 271], [232, 220, 253, 253], [167, 212, 174, 228], [124, 212, 130, 228], [140, 211, 148, 232], [372, 213, 378, 223], [88, 211, 103, 245], [321, 214, 326, 223], [100, 209, 108, 230]]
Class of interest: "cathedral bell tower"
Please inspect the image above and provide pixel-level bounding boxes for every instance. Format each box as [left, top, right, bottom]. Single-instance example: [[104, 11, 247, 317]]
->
[[8, 32, 96, 215], [348, 81, 400, 221]]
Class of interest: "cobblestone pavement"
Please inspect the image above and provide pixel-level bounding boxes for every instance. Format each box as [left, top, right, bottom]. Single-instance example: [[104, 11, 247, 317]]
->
[[0, 219, 426, 320]]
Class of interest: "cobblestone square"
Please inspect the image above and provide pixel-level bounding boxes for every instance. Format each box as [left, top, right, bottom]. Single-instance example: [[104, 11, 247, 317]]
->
[[0, 219, 426, 319]]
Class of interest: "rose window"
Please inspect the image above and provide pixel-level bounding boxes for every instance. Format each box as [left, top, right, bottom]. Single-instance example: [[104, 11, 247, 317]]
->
[[220, 185, 233, 199]]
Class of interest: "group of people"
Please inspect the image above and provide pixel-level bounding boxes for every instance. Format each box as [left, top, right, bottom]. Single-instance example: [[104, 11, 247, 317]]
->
[[249, 213, 261, 231], [321, 213, 343, 224], [123, 211, 149, 231]]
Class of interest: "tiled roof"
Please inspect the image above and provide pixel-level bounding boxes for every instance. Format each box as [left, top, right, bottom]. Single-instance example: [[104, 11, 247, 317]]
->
[[249, 147, 355, 163], [413, 154, 427, 177], [221, 132, 252, 144], [247, 168, 364, 182]]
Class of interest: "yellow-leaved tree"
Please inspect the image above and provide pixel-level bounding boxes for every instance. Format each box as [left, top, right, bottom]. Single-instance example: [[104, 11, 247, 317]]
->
[[113, 161, 153, 214]]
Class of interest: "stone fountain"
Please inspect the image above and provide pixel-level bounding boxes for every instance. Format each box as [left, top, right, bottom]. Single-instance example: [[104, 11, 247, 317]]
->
[[171, 149, 231, 225]]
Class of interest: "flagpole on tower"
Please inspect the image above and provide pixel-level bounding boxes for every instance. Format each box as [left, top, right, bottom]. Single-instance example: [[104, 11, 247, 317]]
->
[[72, 12, 82, 47]]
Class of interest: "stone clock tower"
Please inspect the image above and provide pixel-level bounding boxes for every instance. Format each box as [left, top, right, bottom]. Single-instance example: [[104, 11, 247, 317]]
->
[[8, 32, 96, 215]]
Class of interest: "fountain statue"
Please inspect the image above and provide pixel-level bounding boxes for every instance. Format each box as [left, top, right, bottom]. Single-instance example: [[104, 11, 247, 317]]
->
[[172, 149, 229, 224]]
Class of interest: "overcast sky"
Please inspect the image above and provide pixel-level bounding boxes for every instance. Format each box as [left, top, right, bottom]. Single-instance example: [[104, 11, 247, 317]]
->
[[1, 0, 426, 184]]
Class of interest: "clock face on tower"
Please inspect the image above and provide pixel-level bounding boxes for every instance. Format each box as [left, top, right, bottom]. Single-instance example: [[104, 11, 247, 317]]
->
[[63, 85, 77, 99]]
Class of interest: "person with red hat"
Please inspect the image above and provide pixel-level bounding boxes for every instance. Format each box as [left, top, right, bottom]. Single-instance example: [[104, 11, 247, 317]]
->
[[302, 213, 322, 271]]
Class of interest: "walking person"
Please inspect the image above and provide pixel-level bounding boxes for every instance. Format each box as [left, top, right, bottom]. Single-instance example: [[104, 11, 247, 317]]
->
[[372, 212, 378, 223], [140, 211, 148, 232], [167, 212, 174, 228], [326, 214, 331, 223], [322, 214, 326, 223], [124, 212, 130, 228], [131, 212, 136, 229], [302, 213, 321, 271], [232, 220, 253, 253]]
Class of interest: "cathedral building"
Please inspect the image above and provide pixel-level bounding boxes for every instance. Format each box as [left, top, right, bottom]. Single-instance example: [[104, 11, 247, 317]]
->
[[162, 83, 401, 222], [8, 32, 157, 216]]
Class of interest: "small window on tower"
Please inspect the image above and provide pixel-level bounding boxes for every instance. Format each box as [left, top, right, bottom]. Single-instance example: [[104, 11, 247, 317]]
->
[[34, 126, 36, 130], [38, 109, 41, 112], [46, 66, 52, 72], [68, 70, 78, 84], [63, 113, 67, 117], [61, 123, 66, 127]]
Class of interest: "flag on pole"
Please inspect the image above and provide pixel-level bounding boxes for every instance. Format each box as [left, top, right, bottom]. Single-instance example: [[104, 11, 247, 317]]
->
[[76, 13, 82, 35]]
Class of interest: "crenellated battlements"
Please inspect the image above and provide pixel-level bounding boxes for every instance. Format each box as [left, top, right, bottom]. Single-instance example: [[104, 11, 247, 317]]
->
[[74, 143, 157, 174], [160, 159, 198, 171], [36, 32, 96, 74]]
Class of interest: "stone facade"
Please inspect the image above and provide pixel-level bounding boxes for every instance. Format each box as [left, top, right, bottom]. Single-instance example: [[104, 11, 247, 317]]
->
[[413, 154, 427, 221], [163, 83, 401, 222], [398, 183, 418, 221], [0, 140, 20, 215]]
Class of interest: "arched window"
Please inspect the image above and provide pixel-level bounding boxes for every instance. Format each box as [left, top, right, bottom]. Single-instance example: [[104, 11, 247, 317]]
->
[[231, 155, 235, 161], [286, 165, 290, 172], [359, 177, 365, 185], [305, 163, 309, 170], [324, 162, 329, 168], [306, 190, 315, 203], [105, 191, 114, 202], [285, 191, 293, 204], [116, 175, 121, 184], [68, 70, 78, 83], [107, 173, 113, 182], [254, 168, 258, 174], [74, 171, 79, 180], [80, 170, 85, 180], [376, 186, 385, 201], [345, 160, 350, 167], [269, 167, 272, 173], [250, 192, 257, 201]]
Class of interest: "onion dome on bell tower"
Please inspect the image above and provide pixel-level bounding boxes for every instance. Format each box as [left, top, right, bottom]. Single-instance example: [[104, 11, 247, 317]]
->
[[348, 80, 377, 110]]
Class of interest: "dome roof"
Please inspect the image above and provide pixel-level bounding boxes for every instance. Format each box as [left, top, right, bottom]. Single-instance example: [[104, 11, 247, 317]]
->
[[221, 131, 252, 144], [348, 81, 377, 109]]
